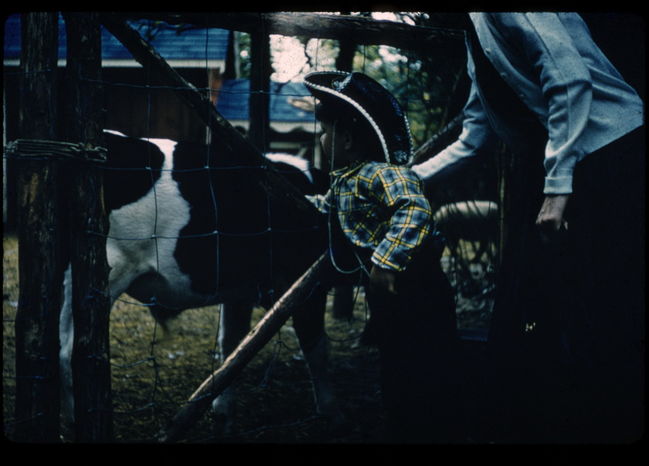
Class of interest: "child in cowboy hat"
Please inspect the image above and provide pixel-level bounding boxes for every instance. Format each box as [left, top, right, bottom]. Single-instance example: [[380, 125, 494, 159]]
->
[[304, 71, 464, 443]]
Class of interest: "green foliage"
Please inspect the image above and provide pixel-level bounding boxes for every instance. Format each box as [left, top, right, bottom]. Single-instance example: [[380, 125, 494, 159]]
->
[[233, 13, 468, 149], [238, 31, 251, 79], [348, 13, 468, 148]]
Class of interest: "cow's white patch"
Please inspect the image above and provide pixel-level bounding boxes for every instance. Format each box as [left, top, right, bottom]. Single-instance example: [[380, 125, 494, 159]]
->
[[105, 138, 213, 309], [264, 152, 314, 183], [104, 129, 127, 137]]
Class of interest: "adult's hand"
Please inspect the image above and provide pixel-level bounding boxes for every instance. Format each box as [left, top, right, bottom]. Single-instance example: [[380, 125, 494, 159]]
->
[[536, 194, 570, 242]]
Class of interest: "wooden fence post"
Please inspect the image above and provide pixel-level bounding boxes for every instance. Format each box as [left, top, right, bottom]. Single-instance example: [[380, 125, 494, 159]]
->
[[13, 11, 63, 443], [63, 12, 113, 442], [331, 29, 357, 320], [248, 25, 271, 152]]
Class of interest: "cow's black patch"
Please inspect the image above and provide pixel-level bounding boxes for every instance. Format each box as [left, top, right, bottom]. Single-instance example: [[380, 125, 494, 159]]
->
[[171, 142, 326, 302], [267, 161, 329, 196], [103, 132, 164, 212]]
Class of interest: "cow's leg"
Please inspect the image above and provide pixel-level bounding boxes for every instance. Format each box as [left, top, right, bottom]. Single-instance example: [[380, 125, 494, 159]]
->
[[211, 300, 253, 434], [291, 289, 345, 428]]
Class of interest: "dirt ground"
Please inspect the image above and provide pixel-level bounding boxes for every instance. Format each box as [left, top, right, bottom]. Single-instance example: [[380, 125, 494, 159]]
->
[[3, 234, 492, 443]]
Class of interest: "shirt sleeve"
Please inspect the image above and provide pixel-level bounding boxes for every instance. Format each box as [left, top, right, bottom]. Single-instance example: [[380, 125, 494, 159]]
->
[[412, 79, 498, 181], [369, 167, 433, 272], [489, 12, 594, 194]]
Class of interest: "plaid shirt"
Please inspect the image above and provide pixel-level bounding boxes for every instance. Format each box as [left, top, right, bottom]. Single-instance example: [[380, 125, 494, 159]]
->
[[308, 161, 433, 272]]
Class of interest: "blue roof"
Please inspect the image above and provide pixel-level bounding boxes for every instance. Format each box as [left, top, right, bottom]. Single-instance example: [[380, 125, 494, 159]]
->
[[217, 79, 316, 123], [3, 13, 229, 63]]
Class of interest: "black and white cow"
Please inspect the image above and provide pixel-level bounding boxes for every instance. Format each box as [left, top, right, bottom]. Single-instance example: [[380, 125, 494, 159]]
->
[[59, 130, 338, 436]]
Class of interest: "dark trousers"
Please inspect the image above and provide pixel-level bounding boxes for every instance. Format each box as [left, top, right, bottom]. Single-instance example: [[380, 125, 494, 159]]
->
[[486, 127, 645, 443], [364, 238, 464, 443]]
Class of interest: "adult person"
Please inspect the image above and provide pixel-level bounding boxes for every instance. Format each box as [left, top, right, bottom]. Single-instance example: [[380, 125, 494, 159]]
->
[[412, 12, 644, 443]]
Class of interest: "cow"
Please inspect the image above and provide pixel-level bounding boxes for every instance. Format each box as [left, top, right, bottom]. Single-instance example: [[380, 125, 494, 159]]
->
[[59, 130, 338, 439]]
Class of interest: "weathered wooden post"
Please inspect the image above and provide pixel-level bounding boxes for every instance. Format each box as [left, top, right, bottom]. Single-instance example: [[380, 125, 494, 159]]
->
[[331, 30, 357, 321], [13, 11, 64, 443], [248, 24, 271, 152], [63, 12, 113, 442]]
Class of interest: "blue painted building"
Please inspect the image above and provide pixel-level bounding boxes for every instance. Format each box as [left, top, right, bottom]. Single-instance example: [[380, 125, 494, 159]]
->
[[3, 13, 232, 227], [217, 79, 316, 135], [3, 13, 231, 142], [4, 13, 317, 142], [3, 13, 230, 68]]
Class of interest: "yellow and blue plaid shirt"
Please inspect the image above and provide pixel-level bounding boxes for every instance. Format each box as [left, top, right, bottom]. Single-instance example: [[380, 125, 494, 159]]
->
[[308, 161, 433, 272]]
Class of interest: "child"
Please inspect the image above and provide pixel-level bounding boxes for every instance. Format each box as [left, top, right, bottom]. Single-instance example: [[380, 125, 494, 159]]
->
[[304, 71, 464, 443]]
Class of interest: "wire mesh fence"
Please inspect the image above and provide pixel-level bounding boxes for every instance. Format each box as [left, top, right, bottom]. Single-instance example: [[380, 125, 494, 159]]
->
[[3, 13, 497, 443]]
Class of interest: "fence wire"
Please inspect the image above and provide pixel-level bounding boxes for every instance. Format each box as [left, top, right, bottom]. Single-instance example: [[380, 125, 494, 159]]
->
[[3, 16, 497, 443], [3, 25, 373, 443]]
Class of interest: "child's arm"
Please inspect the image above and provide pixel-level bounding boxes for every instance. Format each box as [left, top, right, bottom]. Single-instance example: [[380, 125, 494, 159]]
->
[[369, 166, 433, 273]]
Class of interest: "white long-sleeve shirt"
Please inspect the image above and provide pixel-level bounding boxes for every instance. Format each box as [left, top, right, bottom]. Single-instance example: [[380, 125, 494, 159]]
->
[[413, 12, 644, 194]]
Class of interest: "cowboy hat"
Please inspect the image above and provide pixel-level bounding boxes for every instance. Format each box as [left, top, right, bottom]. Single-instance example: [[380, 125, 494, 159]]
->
[[303, 71, 413, 165]]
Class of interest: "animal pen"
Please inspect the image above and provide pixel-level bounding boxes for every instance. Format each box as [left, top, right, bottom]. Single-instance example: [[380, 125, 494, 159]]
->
[[4, 12, 503, 443]]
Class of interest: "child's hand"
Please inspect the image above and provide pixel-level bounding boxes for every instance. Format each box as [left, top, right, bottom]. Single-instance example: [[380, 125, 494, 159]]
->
[[370, 265, 397, 295]]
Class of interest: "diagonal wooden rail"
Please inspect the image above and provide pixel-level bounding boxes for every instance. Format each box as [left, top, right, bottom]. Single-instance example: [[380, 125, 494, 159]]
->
[[106, 11, 467, 174], [99, 13, 322, 221], [107, 11, 465, 52], [159, 252, 333, 443]]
